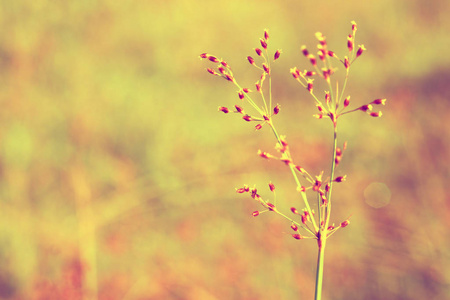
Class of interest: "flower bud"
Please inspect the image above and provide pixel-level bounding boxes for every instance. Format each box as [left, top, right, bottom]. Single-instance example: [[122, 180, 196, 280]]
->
[[292, 234, 303, 240], [356, 45, 366, 57], [252, 211, 260, 217], [370, 98, 387, 105], [218, 106, 229, 113], [268, 182, 275, 192], [273, 104, 280, 115], [274, 49, 281, 61], [347, 35, 353, 52], [290, 207, 299, 214], [235, 105, 244, 113], [301, 45, 309, 56], [291, 224, 298, 231], [199, 53, 208, 59], [264, 29, 269, 41], [359, 104, 373, 112], [308, 54, 317, 66], [255, 48, 263, 56], [334, 175, 347, 182], [343, 96, 350, 108], [243, 114, 252, 121], [247, 56, 255, 65], [260, 39, 267, 49], [255, 124, 262, 130], [238, 91, 244, 100], [341, 220, 350, 228], [266, 202, 275, 211], [370, 111, 383, 117], [263, 63, 270, 74]]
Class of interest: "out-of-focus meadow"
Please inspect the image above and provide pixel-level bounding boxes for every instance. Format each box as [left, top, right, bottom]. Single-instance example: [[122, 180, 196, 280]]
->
[[0, 1, 449, 299]]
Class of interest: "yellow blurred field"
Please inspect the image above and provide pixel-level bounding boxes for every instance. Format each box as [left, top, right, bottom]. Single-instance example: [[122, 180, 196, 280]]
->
[[0, 1, 449, 299]]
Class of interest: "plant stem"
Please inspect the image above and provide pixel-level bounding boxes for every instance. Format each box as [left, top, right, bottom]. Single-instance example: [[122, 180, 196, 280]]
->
[[314, 232, 327, 300]]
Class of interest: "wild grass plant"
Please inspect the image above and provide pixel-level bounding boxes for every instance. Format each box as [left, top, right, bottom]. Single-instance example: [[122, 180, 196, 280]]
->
[[200, 21, 386, 299]]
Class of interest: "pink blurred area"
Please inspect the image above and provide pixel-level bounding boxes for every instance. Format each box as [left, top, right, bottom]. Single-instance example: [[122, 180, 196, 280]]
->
[[0, 0, 449, 299]]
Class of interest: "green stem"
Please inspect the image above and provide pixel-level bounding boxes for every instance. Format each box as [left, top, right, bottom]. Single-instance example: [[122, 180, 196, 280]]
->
[[314, 232, 327, 300]]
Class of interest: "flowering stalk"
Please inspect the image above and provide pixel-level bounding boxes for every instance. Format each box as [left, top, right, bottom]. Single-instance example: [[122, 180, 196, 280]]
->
[[200, 22, 385, 300]]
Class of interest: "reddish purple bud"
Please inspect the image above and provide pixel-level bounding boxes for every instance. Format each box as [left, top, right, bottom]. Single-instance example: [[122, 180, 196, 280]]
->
[[256, 83, 261, 92], [341, 220, 350, 228], [356, 45, 366, 57], [370, 111, 383, 117], [351, 21, 357, 32], [344, 57, 350, 69], [264, 29, 269, 41], [290, 207, 299, 214], [218, 106, 229, 113], [238, 91, 244, 100], [301, 45, 309, 56], [268, 182, 275, 192], [235, 105, 244, 113], [207, 68, 216, 75], [221, 61, 230, 68], [327, 50, 335, 57], [218, 67, 226, 74], [267, 203, 275, 211], [273, 104, 280, 115], [243, 114, 252, 122], [242, 88, 250, 93], [295, 166, 305, 174], [334, 175, 347, 182], [208, 55, 219, 63], [304, 71, 315, 76], [307, 80, 313, 93], [257, 150, 272, 159], [343, 96, 350, 108], [274, 50, 281, 60], [347, 35, 353, 52], [236, 185, 249, 193], [308, 54, 317, 66], [263, 115, 270, 121], [292, 234, 303, 240], [199, 53, 208, 59], [263, 63, 270, 74], [260, 39, 267, 49], [301, 214, 307, 225], [225, 74, 234, 82], [252, 211, 260, 217], [359, 104, 373, 112], [291, 224, 298, 231], [247, 56, 255, 65], [371, 98, 387, 105], [255, 124, 262, 130]]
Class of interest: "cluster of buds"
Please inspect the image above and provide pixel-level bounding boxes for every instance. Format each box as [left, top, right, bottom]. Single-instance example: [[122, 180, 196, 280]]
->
[[201, 29, 283, 131], [199, 53, 235, 83], [236, 182, 278, 217]]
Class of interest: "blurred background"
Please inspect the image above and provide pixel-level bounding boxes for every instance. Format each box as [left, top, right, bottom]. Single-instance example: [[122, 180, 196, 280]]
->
[[0, 0, 449, 299]]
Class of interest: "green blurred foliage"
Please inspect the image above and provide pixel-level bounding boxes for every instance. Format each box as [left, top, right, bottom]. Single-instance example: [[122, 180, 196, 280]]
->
[[0, 0, 449, 299]]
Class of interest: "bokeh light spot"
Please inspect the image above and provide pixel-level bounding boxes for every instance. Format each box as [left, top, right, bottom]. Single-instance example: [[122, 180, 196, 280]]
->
[[364, 182, 391, 208]]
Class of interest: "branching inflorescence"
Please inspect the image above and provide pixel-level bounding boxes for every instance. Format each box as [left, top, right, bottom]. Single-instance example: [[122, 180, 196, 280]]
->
[[200, 21, 386, 299]]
